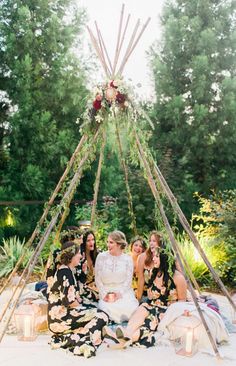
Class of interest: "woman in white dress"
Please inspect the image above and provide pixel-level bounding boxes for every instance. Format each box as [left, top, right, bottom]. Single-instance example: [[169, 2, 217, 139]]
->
[[95, 230, 139, 324]]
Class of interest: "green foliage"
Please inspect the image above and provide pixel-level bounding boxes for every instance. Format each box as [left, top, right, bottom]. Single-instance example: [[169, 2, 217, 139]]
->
[[178, 233, 228, 289], [0, 0, 90, 238], [193, 190, 236, 287], [149, 0, 236, 217], [0, 236, 32, 277], [75, 199, 121, 251]]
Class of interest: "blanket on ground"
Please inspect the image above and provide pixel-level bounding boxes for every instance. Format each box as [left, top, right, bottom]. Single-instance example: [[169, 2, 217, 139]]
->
[[158, 301, 229, 350]]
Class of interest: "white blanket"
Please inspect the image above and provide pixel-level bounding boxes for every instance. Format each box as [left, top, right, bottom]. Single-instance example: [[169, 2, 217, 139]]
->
[[158, 302, 229, 350]]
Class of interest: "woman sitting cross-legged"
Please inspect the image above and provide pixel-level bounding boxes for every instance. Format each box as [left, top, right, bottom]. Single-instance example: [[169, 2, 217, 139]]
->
[[47, 241, 109, 358], [109, 248, 187, 348], [95, 230, 139, 325]]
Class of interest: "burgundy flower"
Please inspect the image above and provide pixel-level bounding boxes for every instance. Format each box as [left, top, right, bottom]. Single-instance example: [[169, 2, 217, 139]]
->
[[116, 92, 126, 104], [110, 80, 118, 89], [93, 99, 102, 110]]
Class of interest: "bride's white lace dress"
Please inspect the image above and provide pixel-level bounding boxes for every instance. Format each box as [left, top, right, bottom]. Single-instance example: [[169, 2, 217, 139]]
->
[[95, 251, 139, 323]]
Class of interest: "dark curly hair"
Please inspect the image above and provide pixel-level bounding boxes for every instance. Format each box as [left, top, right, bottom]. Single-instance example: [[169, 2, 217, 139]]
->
[[60, 241, 80, 265], [81, 230, 97, 265], [148, 251, 176, 289]]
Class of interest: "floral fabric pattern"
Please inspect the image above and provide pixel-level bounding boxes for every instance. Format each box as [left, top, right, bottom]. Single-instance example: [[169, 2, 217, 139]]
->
[[47, 265, 108, 358], [75, 260, 99, 305], [134, 270, 177, 348]]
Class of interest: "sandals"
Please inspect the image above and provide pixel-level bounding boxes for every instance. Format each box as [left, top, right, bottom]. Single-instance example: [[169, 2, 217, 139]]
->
[[116, 325, 131, 342], [102, 326, 120, 344], [113, 325, 132, 349]]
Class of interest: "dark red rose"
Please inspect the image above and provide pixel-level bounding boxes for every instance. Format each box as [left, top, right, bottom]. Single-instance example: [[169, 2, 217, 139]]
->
[[110, 80, 118, 89], [93, 99, 102, 110], [116, 92, 126, 104]]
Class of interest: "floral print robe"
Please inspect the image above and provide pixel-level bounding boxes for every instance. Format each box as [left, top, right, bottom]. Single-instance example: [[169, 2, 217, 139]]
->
[[47, 265, 108, 357], [134, 269, 177, 348]]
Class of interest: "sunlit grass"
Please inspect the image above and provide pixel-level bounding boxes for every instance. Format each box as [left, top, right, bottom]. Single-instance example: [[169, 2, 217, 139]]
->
[[178, 233, 227, 287]]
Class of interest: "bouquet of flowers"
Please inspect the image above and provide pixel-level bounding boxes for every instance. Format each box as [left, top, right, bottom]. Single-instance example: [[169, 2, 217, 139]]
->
[[90, 78, 130, 124]]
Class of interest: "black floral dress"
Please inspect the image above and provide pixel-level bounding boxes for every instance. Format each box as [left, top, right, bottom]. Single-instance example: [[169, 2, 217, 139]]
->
[[76, 260, 99, 305], [134, 269, 177, 348], [47, 265, 108, 358]]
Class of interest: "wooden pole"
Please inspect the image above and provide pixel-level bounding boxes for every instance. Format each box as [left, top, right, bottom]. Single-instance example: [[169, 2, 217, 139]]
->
[[150, 157, 236, 312], [0, 129, 101, 339], [114, 13, 131, 78], [94, 21, 113, 76], [87, 26, 110, 78], [118, 18, 151, 75], [117, 19, 140, 76], [0, 134, 88, 295], [91, 129, 107, 227], [112, 3, 125, 77], [134, 130, 221, 359], [97, 28, 113, 77], [115, 123, 137, 235]]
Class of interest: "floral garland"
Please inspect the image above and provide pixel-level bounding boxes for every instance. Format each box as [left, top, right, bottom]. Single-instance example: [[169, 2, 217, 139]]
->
[[89, 78, 131, 124]]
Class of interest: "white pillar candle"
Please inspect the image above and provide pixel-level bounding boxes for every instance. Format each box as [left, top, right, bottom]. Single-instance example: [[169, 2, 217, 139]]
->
[[23, 316, 32, 338], [185, 330, 193, 353]]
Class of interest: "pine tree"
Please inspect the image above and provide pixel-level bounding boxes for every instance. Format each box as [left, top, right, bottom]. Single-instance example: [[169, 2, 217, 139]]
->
[[0, 0, 89, 237], [150, 0, 236, 215]]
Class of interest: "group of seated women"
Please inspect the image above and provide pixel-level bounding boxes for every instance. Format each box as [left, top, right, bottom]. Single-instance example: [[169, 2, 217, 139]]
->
[[46, 229, 187, 357]]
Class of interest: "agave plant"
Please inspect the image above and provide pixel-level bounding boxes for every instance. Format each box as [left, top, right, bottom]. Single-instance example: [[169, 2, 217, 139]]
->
[[0, 236, 33, 278]]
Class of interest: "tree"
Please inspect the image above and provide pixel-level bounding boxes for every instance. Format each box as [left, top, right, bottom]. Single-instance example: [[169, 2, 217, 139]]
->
[[149, 0, 236, 216], [0, 0, 89, 237]]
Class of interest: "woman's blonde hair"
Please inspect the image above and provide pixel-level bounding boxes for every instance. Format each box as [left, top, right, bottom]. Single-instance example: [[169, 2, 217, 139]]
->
[[108, 230, 127, 250]]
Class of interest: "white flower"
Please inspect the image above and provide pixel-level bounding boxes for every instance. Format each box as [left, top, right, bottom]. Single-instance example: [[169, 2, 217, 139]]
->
[[182, 91, 191, 100], [95, 114, 103, 123], [184, 105, 193, 115]]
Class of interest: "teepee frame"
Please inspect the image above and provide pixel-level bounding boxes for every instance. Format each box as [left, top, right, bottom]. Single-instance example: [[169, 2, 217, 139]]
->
[[0, 5, 235, 359]]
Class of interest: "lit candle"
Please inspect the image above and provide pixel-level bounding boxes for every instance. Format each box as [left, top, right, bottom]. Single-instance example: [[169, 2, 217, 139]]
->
[[185, 330, 193, 353], [23, 316, 31, 338]]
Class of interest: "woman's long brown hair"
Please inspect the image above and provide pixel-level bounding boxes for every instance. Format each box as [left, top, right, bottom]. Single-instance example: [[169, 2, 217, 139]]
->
[[144, 231, 163, 267]]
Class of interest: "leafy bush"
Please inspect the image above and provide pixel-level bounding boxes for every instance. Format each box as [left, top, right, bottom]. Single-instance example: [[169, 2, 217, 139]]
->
[[178, 233, 227, 289], [192, 190, 236, 288], [75, 198, 121, 251]]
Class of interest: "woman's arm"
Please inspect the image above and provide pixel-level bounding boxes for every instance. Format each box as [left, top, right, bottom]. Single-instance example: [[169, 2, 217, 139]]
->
[[118, 255, 134, 297], [136, 253, 145, 302], [173, 270, 187, 301], [57, 268, 81, 308], [95, 253, 107, 300]]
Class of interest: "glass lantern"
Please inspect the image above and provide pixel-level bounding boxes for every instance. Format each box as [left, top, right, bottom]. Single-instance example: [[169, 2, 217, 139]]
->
[[171, 310, 201, 357], [78, 220, 91, 230], [14, 304, 37, 341]]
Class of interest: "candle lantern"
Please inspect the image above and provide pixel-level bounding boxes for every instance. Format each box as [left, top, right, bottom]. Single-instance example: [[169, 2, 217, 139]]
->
[[14, 304, 37, 341], [171, 310, 201, 357], [78, 220, 91, 230]]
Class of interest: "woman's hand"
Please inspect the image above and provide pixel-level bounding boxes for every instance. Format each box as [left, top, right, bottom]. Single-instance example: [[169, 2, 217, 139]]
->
[[103, 292, 122, 302]]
